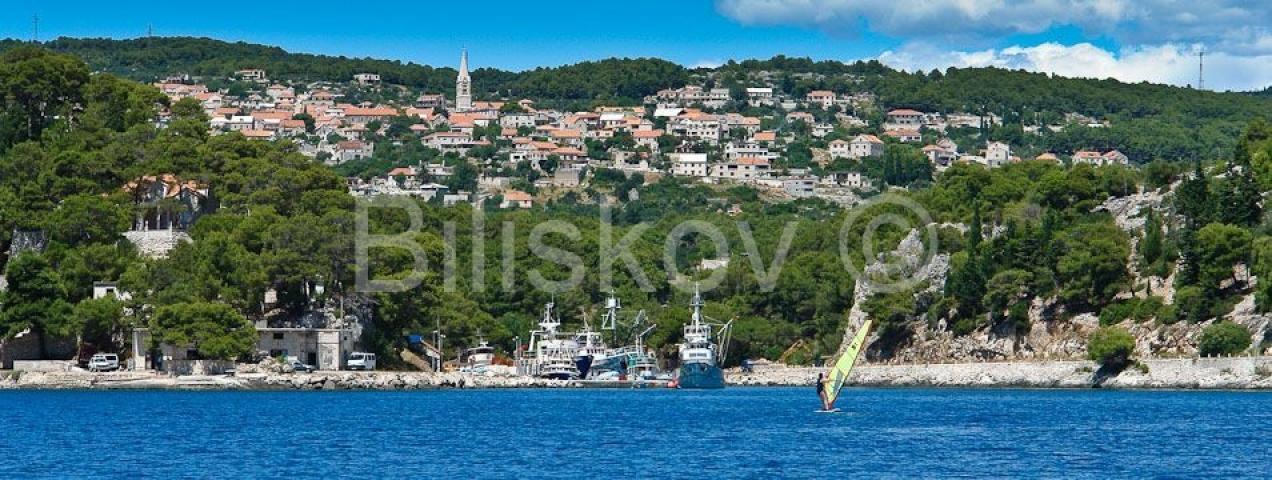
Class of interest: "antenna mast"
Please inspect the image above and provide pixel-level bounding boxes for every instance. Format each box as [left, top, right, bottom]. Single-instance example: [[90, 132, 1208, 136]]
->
[[1197, 48, 1205, 90], [32, 14, 39, 43]]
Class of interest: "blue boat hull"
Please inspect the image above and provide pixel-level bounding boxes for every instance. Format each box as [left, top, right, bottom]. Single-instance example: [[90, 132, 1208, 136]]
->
[[575, 355, 594, 379], [678, 362, 725, 389]]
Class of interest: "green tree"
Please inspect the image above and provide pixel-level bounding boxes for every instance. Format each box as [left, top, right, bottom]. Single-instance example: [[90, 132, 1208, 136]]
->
[[1197, 321, 1252, 356], [1056, 222, 1129, 309], [0, 46, 90, 149], [47, 194, 131, 246], [1139, 210, 1166, 278], [0, 254, 73, 357], [1194, 223, 1251, 294], [1087, 325, 1135, 369], [70, 296, 124, 348], [149, 302, 256, 360]]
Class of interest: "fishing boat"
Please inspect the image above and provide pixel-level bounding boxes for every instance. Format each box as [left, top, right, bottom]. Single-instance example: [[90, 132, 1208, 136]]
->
[[573, 318, 608, 379], [675, 285, 732, 389], [515, 300, 581, 380], [460, 335, 495, 373], [588, 292, 666, 381], [822, 319, 873, 411]]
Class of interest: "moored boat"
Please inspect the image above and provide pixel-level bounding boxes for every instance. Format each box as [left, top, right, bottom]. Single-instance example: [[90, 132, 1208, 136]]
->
[[675, 285, 732, 389]]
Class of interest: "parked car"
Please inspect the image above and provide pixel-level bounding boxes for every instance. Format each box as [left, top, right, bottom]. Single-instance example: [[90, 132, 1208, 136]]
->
[[347, 352, 376, 371], [289, 360, 315, 373], [88, 353, 120, 372]]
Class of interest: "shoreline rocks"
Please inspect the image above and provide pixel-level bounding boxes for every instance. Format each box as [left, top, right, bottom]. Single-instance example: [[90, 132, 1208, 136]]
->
[[727, 356, 1272, 389], [4, 356, 1271, 391]]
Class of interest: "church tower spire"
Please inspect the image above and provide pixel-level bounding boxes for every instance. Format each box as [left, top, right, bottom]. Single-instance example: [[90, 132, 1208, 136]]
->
[[455, 49, 472, 112]]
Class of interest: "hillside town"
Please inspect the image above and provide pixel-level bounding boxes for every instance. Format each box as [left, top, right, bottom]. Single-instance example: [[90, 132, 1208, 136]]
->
[[153, 50, 1130, 209]]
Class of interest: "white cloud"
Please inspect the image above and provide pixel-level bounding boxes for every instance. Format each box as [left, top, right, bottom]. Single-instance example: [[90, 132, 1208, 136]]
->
[[691, 59, 725, 69], [877, 42, 1272, 92], [716, 0, 1272, 54]]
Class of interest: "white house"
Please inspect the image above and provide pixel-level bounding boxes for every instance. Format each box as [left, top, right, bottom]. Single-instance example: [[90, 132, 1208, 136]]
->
[[353, 73, 381, 85], [1072, 150, 1130, 166], [710, 157, 771, 181], [672, 153, 709, 177], [746, 87, 774, 107], [885, 109, 924, 129], [985, 141, 1012, 167], [805, 90, 836, 109], [849, 134, 885, 158], [500, 190, 533, 209]]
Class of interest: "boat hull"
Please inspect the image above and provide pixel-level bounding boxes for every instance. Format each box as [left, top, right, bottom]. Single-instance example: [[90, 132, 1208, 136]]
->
[[575, 355, 594, 379], [677, 362, 725, 389]]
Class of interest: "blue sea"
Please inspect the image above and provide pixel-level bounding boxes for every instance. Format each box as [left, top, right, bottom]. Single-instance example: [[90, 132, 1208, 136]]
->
[[1, 387, 1269, 478]]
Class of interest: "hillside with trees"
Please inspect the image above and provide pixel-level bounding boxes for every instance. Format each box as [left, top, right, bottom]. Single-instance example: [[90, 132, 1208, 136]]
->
[[1, 44, 1270, 368], [0, 37, 687, 106], [4, 37, 1268, 162]]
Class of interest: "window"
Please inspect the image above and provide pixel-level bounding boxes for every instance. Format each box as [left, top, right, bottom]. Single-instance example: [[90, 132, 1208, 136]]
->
[[273, 333, 284, 340]]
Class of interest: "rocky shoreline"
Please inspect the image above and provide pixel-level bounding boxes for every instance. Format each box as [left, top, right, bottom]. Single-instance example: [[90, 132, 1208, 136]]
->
[[729, 356, 1272, 390], [3, 356, 1271, 391]]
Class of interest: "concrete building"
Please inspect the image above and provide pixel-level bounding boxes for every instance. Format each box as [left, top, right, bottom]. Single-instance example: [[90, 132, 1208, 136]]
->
[[885, 109, 924, 129], [710, 157, 771, 181], [672, 153, 709, 177], [849, 134, 885, 158], [985, 141, 1012, 167], [783, 177, 816, 197], [805, 90, 835, 109], [257, 328, 357, 371]]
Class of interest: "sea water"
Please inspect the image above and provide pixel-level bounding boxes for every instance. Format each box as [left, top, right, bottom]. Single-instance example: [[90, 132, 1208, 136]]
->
[[1, 387, 1268, 478]]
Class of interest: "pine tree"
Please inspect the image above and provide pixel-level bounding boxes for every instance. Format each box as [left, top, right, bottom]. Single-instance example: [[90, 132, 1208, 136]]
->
[[1140, 211, 1164, 270], [1231, 157, 1263, 227], [1175, 224, 1199, 288], [968, 203, 984, 251], [1176, 161, 1212, 229]]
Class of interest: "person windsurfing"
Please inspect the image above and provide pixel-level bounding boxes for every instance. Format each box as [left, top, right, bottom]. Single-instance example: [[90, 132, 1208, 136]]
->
[[816, 372, 831, 411], [820, 318, 874, 412]]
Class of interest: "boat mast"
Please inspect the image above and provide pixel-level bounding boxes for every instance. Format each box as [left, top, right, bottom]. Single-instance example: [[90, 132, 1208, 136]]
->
[[690, 283, 704, 326]]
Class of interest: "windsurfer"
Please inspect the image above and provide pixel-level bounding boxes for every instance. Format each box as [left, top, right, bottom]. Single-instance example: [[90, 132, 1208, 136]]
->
[[816, 372, 830, 411]]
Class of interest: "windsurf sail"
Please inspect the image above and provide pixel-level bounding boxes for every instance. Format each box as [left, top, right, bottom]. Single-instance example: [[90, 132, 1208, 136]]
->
[[824, 319, 872, 408]]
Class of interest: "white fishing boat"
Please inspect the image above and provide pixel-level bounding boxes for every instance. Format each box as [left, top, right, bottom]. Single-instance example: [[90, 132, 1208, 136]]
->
[[461, 335, 495, 373], [516, 300, 581, 380]]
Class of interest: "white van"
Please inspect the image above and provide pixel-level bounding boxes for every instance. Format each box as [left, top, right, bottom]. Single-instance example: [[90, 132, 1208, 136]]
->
[[88, 353, 120, 372], [347, 352, 376, 371]]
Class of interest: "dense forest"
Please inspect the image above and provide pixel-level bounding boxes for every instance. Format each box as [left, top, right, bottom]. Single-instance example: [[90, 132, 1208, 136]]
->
[[2, 44, 1272, 368], [0, 37, 688, 107]]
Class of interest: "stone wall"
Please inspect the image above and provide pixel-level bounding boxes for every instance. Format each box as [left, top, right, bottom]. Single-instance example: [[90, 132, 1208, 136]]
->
[[0, 332, 77, 369], [11, 360, 76, 372], [163, 359, 235, 376], [123, 230, 191, 259]]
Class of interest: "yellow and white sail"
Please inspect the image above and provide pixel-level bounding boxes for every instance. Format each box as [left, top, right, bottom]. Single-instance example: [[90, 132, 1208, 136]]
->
[[824, 319, 872, 408]]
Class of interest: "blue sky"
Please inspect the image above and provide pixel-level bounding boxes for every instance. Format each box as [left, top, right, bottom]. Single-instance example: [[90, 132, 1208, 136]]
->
[[3, 0, 1269, 91]]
